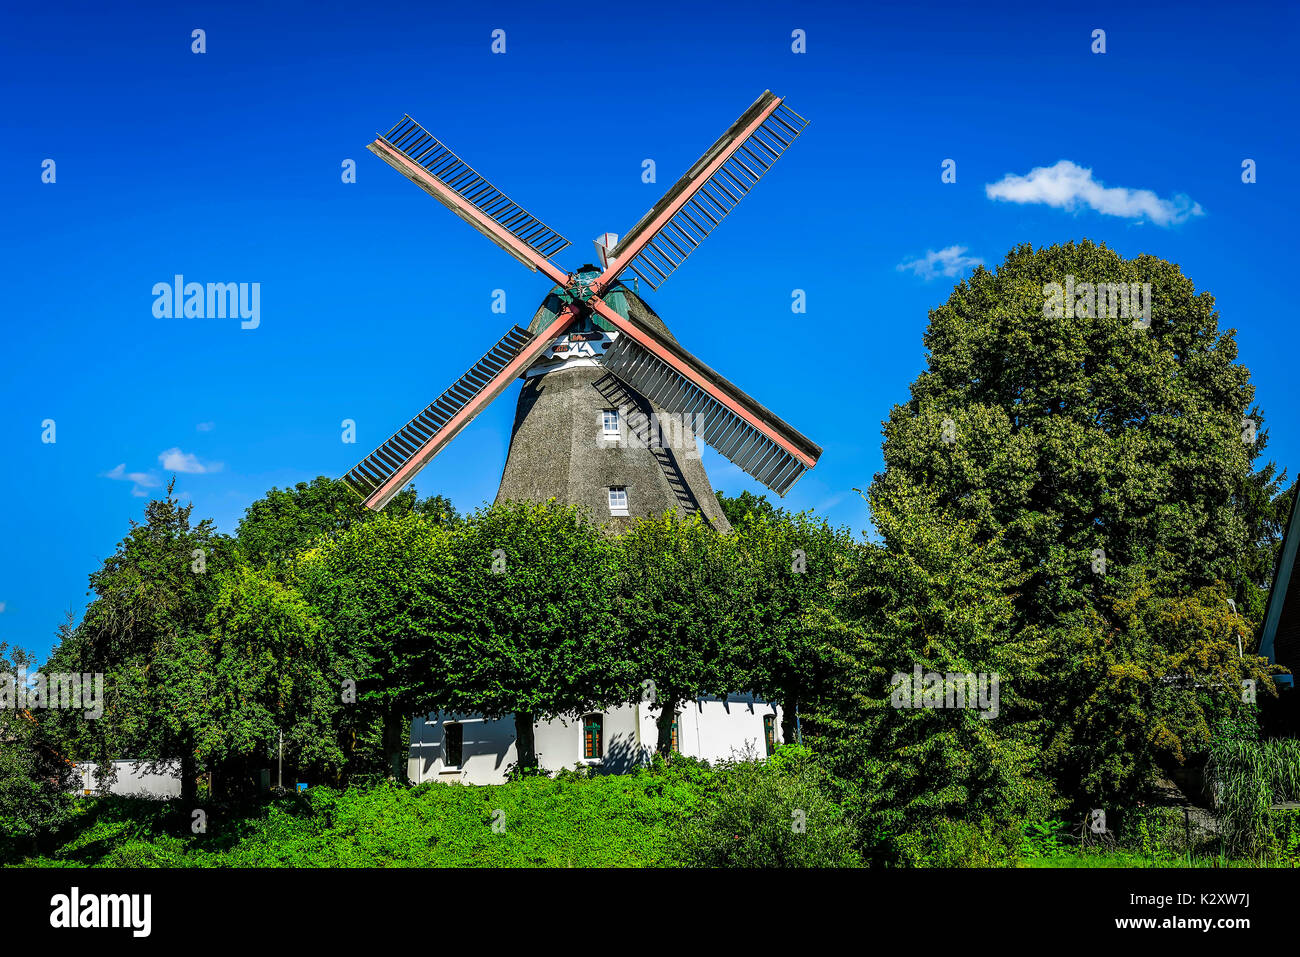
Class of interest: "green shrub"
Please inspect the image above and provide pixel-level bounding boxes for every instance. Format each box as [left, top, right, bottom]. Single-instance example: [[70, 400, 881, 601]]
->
[[1020, 818, 1071, 859], [675, 746, 862, 868], [893, 817, 1021, 867]]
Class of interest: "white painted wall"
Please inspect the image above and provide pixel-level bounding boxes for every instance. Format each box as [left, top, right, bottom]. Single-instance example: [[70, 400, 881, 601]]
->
[[71, 759, 182, 797], [409, 695, 783, 785]]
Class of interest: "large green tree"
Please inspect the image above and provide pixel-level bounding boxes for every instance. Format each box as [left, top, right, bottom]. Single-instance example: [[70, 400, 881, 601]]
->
[[618, 514, 748, 754], [46, 483, 237, 802], [294, 511, 460, 779], [450, 501, 632, 770], [871, 239, 1281, 625], [809, 488, 1051, 854], [869, 240, 1286, 803], [732, 508, 852, 743], [196, 565, 345, 790]]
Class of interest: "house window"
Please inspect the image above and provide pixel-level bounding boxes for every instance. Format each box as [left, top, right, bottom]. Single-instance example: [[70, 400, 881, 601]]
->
[[763, 715, 776, 756], [444, 722, 463, 768], [582, 714, 603, 760], [608, 487, 629, 516], [601, 409, 620, 437], [670, 715, 680, 753]]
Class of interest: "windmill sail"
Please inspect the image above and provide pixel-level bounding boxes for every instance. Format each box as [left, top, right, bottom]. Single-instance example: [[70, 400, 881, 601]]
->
[[370, 116, 571, 276], [343, 324, 538, 509], [601, 332, 820, 496], [606, 92, 808, 291]]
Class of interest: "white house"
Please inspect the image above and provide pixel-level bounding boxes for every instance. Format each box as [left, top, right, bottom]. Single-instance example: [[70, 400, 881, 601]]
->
[[409, 695, 783, 785]]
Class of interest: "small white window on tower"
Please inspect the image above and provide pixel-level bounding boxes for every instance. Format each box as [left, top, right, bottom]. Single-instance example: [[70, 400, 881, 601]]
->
[[601, 409, 619, 437], [608, 487, 628, 516]]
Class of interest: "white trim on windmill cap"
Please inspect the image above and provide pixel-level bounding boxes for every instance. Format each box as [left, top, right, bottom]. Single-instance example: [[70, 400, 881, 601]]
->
[[593, 233, 619, 269]]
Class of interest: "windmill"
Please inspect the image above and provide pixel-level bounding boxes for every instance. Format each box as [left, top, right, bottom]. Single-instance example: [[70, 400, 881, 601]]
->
[[342, 91, 822, 529]]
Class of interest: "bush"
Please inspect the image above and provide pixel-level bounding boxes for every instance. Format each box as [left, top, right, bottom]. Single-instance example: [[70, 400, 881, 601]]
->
[[893, 818, 1021, 867], [675, 745, 862, 868]]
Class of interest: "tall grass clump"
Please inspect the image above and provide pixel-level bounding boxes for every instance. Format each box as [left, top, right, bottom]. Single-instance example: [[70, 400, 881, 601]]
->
[[1206, 738, 1300, 855]]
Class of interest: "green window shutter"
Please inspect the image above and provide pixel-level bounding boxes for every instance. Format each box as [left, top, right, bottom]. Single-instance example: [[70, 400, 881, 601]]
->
[[583, 716, 602, 759]]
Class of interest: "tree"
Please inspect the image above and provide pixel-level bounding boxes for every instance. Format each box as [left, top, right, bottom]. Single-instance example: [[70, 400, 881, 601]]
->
[[808, 488, 1051, 853], [46, 481, 236, 803], [0, 641, 77, 860], [1041, 576, 1277, 806], [294, 511, 460, 780], [197, 565, 344, 791], [867, 241, 1292, 803], [871, 240, 1281, 627], [732, 508, 852, 743], [715, 489, 780, 527], [237, 476, 456, 573], [451, 501, 632, 770], [618, 514, 748, 754]]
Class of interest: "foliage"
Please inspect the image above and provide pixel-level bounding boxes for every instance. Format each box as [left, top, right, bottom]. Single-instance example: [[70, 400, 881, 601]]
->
[[448, 501, 633, 766], [676, 745, 862, 867], [1206, 737, 1300, 855], [0, 641, 78, 861], [15, 764, 713, 868], [1020, 818, 1072, 860], [732, 508, 852, 740], [868, 240, 1289, 805], [294, 510, 463, 779], [236, 476, 456, 574], [715, 489, 780, 527], [893, 818, 1022, 868], [1042, 580, 1277, 807], [809, 487, 1052, 854], [617, 514, 748, 753], [44, 482, 237, 801], [196, 565, 344, 784]]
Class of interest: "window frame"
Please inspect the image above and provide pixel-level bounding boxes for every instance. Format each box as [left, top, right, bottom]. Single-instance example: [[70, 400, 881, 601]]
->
[[601, 408, 620, 437], [763, 714, 776, 756], [581, 713, 604, 761], [608, 486, 629, 516], [443, 722, 463, 769]]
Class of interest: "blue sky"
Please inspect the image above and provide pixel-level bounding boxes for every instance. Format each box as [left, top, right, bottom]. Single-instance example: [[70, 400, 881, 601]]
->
[[2, 0, 1297, 660]]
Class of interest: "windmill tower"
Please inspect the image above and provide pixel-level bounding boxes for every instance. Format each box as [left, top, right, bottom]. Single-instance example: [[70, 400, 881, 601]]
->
[[342, 92, 821, 528]]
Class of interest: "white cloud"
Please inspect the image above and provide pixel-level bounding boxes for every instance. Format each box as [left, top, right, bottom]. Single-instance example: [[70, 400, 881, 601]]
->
[[158, 447, 222, 474], [896, 245, 983, 281], [196, 421, 215, 432], [103, 463, 161, 498], [985, 160, 1204, 226]]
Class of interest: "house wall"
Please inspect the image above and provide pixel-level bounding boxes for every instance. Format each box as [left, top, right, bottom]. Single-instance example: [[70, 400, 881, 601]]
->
[[409, 696, 783, 786], [71, 759, 181, 797]]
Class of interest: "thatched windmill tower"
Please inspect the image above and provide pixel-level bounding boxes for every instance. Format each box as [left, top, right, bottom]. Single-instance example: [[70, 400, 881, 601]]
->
[[342, 92, 821, 527], [496, 269, 733, 531]]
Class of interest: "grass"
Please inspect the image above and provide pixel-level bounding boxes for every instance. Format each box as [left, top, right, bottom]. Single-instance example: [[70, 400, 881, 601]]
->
[[1022, 852, 1263, 868], [14, 769, 706, 868]]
